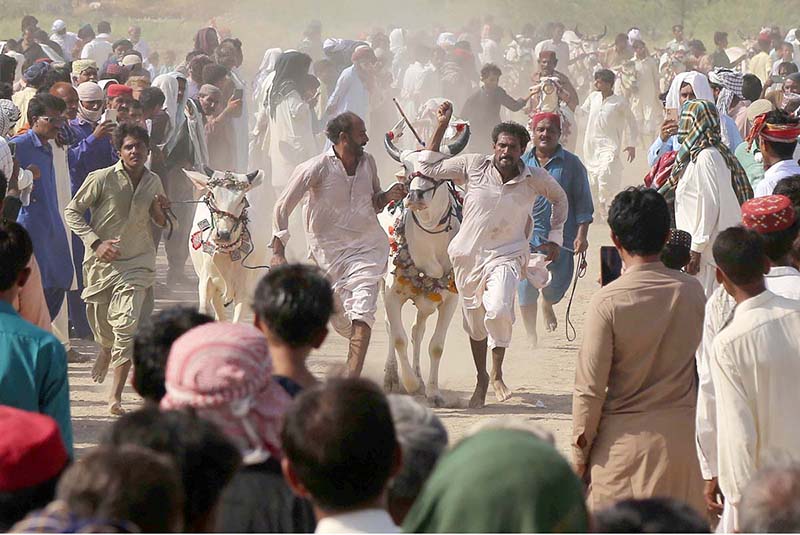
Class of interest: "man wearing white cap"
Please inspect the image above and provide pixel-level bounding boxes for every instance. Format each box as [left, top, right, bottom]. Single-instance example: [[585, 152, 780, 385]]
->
[[50, 20, 78, 62]]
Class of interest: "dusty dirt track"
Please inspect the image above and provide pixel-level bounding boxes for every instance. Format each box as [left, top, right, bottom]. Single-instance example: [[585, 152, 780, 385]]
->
[[68, 156, 648, 459]]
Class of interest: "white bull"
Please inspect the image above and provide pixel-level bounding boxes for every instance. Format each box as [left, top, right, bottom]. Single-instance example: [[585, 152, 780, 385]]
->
[[380, 120, 469, 406], [183, 167, 266, 321]]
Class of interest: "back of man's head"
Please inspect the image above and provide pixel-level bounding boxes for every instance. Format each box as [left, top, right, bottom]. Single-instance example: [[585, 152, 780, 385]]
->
[[713, 226, 768, 285], [103, 407, 240, 532], [97, 21, 111, 35], [740, 459, 800, 532], [132, 306, 213, 403], [252, 264, 333, 349], [775, 175, 800, 207], [0, 222, 33, 293], [609, 187, 670, 256], [56, 445, 183, 532], [594, 497, 709, 533], [282, 378, 399, 511], [742, 74, 764, 102], [761, 109, 799, 160]]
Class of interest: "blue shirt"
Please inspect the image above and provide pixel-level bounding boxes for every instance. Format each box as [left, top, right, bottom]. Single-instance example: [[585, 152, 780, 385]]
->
[[523, 146, 594, 249], [68, 119, 118, 195], [10, 130, 73, 291], [0, 300, 73, 454]]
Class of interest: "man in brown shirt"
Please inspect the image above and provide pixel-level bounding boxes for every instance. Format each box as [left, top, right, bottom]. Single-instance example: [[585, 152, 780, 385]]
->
[[572, 187, 705, 513]]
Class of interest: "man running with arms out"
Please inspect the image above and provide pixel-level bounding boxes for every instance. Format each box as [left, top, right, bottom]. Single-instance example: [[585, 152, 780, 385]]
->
[[418, 102, 567, 408], [65, 123, 170, 415], [271, 112, 406, 377]]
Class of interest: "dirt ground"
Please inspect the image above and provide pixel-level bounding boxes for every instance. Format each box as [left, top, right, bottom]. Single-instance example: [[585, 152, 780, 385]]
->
[[68, 154, 649, 459]]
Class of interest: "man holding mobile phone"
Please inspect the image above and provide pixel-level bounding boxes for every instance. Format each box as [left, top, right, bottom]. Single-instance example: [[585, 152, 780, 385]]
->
[[572, 187, 706, 514]]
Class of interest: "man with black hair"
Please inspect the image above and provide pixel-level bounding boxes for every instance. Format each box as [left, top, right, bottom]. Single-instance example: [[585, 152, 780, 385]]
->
[[272, 112, 406, 378], [580, 69, 637, 219], [572, 187, 705, 513], [0, 221, 72, 454], [710, 225, 800, 532], [103, 407, 241, 532], [10, 94, 72, 322], [253, 264, 333, 396], [80, 21, 113, 68], [132, 306, 213, 403], [65, 123, 170, 415], [281, 378, 402, 533], [751, 109, 800, 197], [711, 32, 733, 69], [594, 497, 709, 533], [419, 102, 567, 408], [741, 73, 763, 103]]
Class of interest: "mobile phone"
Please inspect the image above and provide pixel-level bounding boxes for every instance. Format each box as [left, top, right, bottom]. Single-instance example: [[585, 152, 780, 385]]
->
[[233, 88, 244, 101], [9, 143, 15, 157], [771, 74, 785, 84], [664, 108, 678, 122], [600, 246, 623, 286], [103, 109, 118, 123]]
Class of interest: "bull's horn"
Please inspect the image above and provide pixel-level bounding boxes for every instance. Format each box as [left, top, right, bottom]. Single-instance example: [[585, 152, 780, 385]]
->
[[203, 165, 215, 177], [384, 131, 403, 162], [594, 25, 608, 41], [246, 170, 259, 183], [443, 123, 471, 156]]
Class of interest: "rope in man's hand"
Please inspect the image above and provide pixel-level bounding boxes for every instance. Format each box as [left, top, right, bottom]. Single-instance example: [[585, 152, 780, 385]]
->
[[565, 250, 588, 342]]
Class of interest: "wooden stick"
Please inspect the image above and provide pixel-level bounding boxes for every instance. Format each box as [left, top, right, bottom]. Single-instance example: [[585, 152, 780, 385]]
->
[[392, 98, 425, 147]]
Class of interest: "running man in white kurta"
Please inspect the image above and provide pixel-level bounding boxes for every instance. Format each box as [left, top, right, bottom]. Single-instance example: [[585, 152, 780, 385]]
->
[[418, 102, 568, 408], [271, 112, 406, 377], [580, 69, 637, 220]]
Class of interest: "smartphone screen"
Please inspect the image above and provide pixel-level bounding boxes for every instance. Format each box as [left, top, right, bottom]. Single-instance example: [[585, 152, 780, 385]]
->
[[9, 143, 15, 157], [600, 246, 623, 286], [664, 108, 678, 122], [233, 88, 244, 101], [104, 109, 118, 123]]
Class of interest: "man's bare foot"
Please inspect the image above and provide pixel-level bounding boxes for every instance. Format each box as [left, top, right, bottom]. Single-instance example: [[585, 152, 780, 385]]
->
[[469, 374, 489, 408], [108, 401, 126, 416], [541, 300, 558, 333], [492, 378, 513, 402], [91, 348, 112, 383]]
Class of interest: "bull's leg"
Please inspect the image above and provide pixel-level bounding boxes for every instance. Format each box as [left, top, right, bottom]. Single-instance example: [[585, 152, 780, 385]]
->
[[382, 284, 400, 393], [385, 287, 420, 394], [426, 294, 458, 407], [410, 307, 431, 390], [197, 277, 212, 317], [231, 300, 246, 323], [209, 283, 227, 321]]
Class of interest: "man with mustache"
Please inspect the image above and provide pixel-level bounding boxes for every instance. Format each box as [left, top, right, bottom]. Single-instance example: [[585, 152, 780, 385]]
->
[[418, 102, 568, 408], [271, 111, 407, 378]]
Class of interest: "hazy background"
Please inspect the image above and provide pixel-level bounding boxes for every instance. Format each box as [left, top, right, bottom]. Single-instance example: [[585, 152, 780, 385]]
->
[[3, 0, 800, 79]]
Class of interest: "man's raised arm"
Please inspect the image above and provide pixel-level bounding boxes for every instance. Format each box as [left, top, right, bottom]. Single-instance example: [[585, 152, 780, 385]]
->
[[417, 101, 470, 186]]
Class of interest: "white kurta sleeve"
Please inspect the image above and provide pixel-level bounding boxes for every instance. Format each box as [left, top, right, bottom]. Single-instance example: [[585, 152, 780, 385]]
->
[[688, 150, 722, 254], [416, 151, 474, 186], [711, 337, 758, 506], [272, 158, 320, 246], [533, 170, 568, 246]]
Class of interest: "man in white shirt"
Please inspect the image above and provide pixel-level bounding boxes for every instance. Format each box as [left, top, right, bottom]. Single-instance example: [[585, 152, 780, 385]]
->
[[271, 112, 406, 377], [534, 22, 571, 72], [282, 379, 402, 534], [580, 69, 637, 219], [710, 225, 800, 532], [750, 109, 800, 197], [80, 22, 113, 68], [49, 20, 78, 62], [418, 102, 567, 408], [696, 194, 800, 525]]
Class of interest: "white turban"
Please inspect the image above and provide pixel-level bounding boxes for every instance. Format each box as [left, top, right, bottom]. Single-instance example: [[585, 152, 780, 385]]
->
[[665, 71, 715, 110]]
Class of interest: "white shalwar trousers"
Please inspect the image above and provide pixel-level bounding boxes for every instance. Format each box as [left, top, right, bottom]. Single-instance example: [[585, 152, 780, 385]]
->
[[461, 263, 519, 350], [329, 279, 380, 339]]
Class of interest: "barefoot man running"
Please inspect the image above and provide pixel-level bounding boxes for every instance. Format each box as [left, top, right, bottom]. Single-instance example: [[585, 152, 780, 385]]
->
[[418, 102, 567, 407]]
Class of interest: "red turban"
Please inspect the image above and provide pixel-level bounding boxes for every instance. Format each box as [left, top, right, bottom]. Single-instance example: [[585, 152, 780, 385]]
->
[[106, 83, 133, 98], [531, 112, 561, 130], [747, 113, 800, 150], [0, 406, 68, 492], [741, 194, 796, 233]]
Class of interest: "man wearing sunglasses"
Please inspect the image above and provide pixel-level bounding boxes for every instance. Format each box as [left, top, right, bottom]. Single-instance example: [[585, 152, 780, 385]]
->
[[9, 94, 73, 324]]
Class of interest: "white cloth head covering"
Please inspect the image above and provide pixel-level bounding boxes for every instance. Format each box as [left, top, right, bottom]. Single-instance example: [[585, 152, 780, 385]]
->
[[708, 68, 744, 116], [254, 47, 282, 91], [437, 32, 457, 48], [665, 71, 714, 109], [121, 54, 142, 67], [76, 82, 104, 123], [152, 73, 179, 131], [51, 19, 66, 32], [389, 28, 406, 54], [628, 28, 642, 47]]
